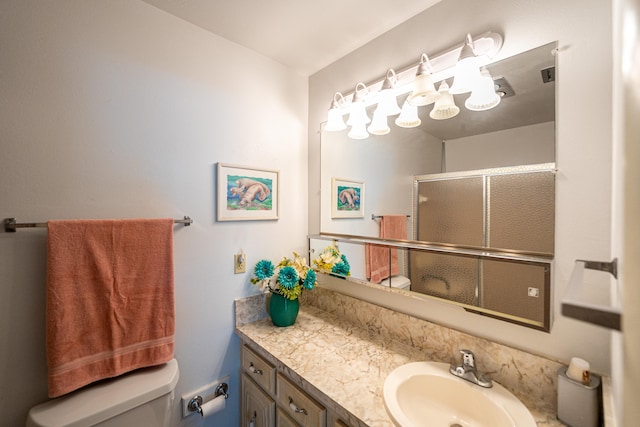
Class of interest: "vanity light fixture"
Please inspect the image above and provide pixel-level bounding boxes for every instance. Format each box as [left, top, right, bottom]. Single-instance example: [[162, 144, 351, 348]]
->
[[367, 108, 391, 135], [346, 82, 370, 127], [407, 53, 439, 106], [347, 82, 371, 139], [465, 67, 501, 111], [325, 31, 503, 139], [449, 34, 482, 95], [348, 121, 370, 139], [375, 69, 402, 116], [429, 81, 460, 120], [325, 92, 347, 131], [395, 100, 421, 128]]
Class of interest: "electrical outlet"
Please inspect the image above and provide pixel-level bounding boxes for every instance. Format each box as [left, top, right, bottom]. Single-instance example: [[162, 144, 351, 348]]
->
[[234, 253, 246, 274], [528, 287, 539, 298]]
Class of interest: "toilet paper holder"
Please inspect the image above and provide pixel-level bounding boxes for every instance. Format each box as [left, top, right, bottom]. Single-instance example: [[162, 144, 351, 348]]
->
[[188, 383, 229, 416], [182, 377, 230, 418]]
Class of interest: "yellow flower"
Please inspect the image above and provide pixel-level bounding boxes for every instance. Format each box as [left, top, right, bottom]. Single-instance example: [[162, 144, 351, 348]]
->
[[290, 252, 309, 279]]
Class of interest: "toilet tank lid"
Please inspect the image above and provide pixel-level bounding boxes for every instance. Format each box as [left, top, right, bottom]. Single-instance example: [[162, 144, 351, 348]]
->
[[27, 359, 179, 427], [382, 275, 411, 288]]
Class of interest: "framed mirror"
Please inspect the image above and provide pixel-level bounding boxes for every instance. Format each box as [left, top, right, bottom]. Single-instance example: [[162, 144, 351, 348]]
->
[[315, 41, 557, 330]]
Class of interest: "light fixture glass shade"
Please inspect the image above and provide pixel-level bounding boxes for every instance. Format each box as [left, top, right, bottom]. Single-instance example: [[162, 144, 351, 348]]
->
[[395, 100, 421, 128], [348, 122, 369, 139], [326, 107, 347, 131], [375, 69, 401, 116], [346, 101, 370, 126], [465, 68, 501, 111], [407, 53, 439, 106], [346, 82, 370, 126], [367, 109, 391, 135], [325, 93, 347, 131], [450, 34, 482, 95], [430, 81, 460, 120], [408, 74, 440, 106], [376, 89, 401, 116]]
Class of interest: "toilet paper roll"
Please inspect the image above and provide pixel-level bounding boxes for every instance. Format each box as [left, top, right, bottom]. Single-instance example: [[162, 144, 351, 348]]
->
[[566, 357, 590, 384], [201, 395, 226, 417]]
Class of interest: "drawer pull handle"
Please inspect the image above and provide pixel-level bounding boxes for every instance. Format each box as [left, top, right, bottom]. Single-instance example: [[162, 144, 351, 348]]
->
[[289, 397, 308, 415], [248, 362, 263, 375]]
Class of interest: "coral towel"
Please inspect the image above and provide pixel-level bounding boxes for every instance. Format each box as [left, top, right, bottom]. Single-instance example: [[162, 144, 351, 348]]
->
[[46, 218, 175, 398], [366, 215, 407, 283]]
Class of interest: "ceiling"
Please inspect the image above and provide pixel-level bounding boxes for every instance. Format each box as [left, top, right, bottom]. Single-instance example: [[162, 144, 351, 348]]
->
[[140, 0, 442, 76]]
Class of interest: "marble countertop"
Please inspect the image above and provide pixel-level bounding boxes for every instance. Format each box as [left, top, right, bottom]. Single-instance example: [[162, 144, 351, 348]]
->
[[235, 304, 565, 426]]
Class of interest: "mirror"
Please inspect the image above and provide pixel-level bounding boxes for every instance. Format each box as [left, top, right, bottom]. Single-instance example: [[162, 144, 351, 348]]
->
[[317, 42, 557, 330]]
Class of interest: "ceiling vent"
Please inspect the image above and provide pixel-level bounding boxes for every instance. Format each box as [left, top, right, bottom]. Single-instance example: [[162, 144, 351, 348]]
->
[[493, 76, 515, 98]]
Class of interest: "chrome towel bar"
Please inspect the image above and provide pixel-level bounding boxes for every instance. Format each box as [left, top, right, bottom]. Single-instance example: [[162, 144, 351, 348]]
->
[[371, 213, 411, 220], [561, 258, 620, 331], [4, 216, 193, 232]]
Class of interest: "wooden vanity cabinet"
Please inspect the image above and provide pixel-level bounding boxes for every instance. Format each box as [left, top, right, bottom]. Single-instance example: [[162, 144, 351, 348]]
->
[[241, 344, 351, 427], [241, 373, 275, 427]]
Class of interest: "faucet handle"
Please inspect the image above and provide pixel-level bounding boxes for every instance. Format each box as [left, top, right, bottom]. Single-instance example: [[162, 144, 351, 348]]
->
[[459, 349, 476, 368]]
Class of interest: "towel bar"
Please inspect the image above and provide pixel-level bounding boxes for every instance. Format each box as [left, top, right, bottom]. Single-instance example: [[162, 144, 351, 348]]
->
[[371, 214, 411, 220], [561, 258, 621, 330], [4, 216, 193, 232]]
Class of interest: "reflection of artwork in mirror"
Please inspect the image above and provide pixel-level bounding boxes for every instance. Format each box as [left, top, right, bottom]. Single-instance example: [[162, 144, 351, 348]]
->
[[216, 163, 279, 221], [331, 177, 364, 218]]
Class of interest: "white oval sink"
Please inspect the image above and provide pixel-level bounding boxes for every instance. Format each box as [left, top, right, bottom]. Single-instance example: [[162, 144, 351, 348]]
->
[[383, 361, 536, 427]]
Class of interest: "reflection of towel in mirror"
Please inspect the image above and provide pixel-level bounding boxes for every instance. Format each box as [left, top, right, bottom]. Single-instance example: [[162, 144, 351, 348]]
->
[[366, 215, 407, 283], [46, 218, 175, 398]]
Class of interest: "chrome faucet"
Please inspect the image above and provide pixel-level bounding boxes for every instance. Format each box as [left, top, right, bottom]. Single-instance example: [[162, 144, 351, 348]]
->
[[449, 349, 493, 388]]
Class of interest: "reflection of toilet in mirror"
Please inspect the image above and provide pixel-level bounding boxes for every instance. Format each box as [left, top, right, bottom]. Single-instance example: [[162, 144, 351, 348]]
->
[[380, 243, 411, 291], [380, 274, 411, 291]]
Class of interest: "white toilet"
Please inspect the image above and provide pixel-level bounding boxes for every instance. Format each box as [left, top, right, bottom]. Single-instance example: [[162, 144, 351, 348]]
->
[[381, 275, 411, 291], [26, 359, 179, 427]]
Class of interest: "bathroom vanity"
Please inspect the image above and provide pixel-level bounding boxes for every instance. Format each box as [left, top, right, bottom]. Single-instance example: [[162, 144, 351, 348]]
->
[[239, 343, 346, 426], [235, 289, 612, 426]]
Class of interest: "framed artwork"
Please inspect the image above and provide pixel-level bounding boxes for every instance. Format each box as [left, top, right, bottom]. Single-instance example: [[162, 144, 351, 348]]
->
[[331, 177, 364, 218], [217, 163, 279, 221]]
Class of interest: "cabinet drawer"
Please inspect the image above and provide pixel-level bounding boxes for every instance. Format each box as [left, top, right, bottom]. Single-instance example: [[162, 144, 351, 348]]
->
[[242, 345, 276, 394], [276, 407, 299, 427], [276, 374, 326, 427]]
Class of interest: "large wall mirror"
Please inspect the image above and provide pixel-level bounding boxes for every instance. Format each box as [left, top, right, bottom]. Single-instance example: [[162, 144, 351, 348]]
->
[[314, 41, 557, 330]]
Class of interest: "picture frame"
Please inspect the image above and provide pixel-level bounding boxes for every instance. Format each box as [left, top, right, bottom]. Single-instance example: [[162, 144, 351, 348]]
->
[[217, 163, 279, 221], [331, 177, 364, 218]]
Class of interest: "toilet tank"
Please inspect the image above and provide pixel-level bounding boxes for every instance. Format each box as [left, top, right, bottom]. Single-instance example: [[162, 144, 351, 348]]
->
[[27, 359, 179, 427], [381, 275, 411, 290]]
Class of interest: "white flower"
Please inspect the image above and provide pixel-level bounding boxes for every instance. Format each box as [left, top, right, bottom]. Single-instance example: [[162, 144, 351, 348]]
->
[[320, 251, 340, 265]]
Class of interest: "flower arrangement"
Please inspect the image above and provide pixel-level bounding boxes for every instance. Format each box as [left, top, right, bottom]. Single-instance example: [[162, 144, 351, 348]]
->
[[312, 243, 350, 277], [251, 252, 317, 300]]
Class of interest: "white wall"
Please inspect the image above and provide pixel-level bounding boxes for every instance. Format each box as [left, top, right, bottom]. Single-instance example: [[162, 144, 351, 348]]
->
[[309, 0, 613, 374], [445, 121, 555, 172], [0, 1, 308, 426], [612, 0, 640, 424]]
